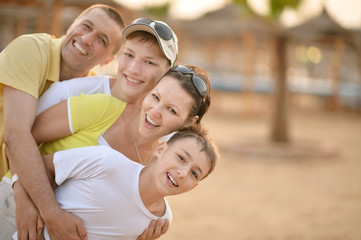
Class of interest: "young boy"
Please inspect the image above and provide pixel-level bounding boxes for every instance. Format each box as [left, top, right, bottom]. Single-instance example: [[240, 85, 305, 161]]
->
[[13, 126, 218, 240]]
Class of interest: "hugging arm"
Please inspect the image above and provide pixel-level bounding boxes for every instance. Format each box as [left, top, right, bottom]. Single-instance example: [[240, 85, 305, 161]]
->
[[4, 87, 85, 240], [32, 99, 72, 144]]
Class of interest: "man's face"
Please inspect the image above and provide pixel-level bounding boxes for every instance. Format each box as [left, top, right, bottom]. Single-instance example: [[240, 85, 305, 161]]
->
[[61, 8, 122, 73]]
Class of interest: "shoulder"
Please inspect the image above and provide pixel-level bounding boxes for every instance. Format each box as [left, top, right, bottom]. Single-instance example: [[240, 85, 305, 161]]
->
[[57, 145, 112, 160], [163, 198, 173, 222], [98, 146, 139, 172], [80, 93, 127, 109], [9, 33, 54, 49], [1, 33, 58, 65]]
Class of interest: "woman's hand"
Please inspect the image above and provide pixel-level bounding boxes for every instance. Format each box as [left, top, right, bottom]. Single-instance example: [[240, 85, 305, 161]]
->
[[137, 218, 170, 240]]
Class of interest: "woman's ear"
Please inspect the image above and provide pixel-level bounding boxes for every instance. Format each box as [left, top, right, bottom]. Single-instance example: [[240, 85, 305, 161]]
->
[[154, 141, 167, 158], [184, 115, 199, 127]]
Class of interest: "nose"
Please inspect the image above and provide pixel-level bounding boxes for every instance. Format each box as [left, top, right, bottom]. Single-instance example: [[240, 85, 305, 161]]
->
[[128, 60, 141, 76], [82, 32, 96, 45], [149, 103, 162, 119], [176, 168, 187, 178]]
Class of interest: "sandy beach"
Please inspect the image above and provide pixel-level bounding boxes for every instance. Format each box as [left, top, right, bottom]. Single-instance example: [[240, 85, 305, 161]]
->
[[163, 98, 361, 240]]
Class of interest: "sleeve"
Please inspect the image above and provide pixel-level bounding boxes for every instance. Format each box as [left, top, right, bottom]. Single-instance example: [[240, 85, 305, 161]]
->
[[37, 76, 111, 115], [0, 35, 48, 98], [37, 81, 68, 115], [53, 145, 110, 185], [67, 93, 126, 134]]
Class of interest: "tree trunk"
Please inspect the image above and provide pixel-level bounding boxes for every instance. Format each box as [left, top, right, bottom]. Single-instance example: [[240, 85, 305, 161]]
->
[[270, 34, 290, 142]]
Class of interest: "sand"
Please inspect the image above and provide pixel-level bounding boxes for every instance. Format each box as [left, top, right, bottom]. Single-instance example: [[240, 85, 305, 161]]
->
[[163, 107, 361, 240]]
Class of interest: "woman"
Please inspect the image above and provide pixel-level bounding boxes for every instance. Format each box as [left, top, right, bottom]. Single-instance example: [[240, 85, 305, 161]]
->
[[33, 64, 210, 165]]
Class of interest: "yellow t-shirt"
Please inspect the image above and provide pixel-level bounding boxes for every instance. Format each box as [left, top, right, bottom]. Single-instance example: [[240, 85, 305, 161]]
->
[[39, 94, 127, 156], [0, 33, 63, 176]]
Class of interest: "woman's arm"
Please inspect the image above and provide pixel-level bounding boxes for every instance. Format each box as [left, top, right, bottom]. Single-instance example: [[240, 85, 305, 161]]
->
[[32, 100, 72, 145], [42, 153, 57, 189]]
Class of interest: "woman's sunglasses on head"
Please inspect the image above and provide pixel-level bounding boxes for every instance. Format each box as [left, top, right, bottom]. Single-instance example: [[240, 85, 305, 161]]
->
[[171, 65, 208, 98]]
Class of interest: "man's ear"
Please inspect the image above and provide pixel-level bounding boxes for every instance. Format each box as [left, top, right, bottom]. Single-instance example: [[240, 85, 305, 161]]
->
[[100, 55, 115, 66], [154, 141, 167, 158]]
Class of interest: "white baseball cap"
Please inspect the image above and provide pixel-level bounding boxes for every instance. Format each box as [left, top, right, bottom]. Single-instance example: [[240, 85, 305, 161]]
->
[[122, 17, 178, 66]]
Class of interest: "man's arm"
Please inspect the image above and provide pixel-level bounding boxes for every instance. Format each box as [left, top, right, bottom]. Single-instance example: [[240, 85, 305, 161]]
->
[[4, 86, 86, 240]]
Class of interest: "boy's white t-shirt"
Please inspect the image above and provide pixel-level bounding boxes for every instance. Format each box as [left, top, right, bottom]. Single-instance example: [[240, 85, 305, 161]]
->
[[44, 145, 172, 240], [37, 75, 111, 115]]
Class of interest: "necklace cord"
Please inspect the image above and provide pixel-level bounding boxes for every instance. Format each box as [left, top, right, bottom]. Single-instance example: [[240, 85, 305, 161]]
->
[[131, 121, 144, 165]]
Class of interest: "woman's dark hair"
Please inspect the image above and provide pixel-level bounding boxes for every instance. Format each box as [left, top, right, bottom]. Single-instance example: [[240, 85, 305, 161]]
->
[[162, 64, 211, 124]]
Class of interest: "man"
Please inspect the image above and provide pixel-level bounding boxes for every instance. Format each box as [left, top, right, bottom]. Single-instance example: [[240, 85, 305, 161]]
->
[[0, 4, 124, 240]]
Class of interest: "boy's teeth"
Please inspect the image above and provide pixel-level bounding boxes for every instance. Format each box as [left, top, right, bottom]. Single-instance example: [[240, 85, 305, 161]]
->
[[167, 173, 178, 187], [128, 77, 141, 84]]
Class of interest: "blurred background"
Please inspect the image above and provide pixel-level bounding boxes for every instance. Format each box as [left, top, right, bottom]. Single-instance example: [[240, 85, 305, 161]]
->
[[1, 0, 360, 239]]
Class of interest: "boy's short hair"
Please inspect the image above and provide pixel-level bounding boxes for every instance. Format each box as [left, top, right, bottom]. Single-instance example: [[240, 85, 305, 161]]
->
[[125, 31, 159, 46], [167, 125, 219, 180]]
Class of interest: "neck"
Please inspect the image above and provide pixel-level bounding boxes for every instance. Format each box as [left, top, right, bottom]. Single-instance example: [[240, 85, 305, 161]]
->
[[131, 116, 159, 165], [131, 118, 144, 165], [110, 77, 127, 102], [139, 167, 166, 216], [59, 63, 89, 81], [110, 77, 147, 107]]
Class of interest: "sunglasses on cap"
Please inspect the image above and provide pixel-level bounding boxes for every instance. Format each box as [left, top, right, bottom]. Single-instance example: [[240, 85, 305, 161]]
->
[[171, 65, 209, 98], [132, 18, 174, 41]]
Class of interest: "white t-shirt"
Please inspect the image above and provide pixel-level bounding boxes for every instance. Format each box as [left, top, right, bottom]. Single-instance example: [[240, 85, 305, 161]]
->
[[44, 145, 172, 240], [37, 75, 111, 115]]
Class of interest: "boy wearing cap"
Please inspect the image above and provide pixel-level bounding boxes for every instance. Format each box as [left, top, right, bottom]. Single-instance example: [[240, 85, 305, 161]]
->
[[13, 126, 218, 240], [0, 4, 125, 240], [37, 17, 179, 114]]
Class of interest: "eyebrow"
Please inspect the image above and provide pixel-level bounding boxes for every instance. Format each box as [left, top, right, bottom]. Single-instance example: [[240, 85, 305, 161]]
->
[[155, 89, 181, 113], [181, 148, 204, 177], [124, 46, 135, 53], [83, 20, 110, 47], [124, 46, 159, 61], [83, 19, 94, 28]]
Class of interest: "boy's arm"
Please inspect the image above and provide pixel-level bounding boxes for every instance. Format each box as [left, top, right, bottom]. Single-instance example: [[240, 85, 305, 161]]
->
[[136, 219, 170, 240]]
